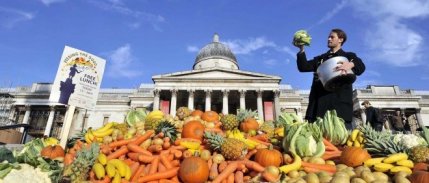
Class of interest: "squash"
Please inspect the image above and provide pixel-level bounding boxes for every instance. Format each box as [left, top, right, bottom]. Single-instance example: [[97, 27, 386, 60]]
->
[[339, 147, 371, 167], [239, 118, 259, 132], [191, 110, 204, 118], [254, 146, 283, 167], [201, 111, 219, 122], [182, 120, 205, 141], [414, 163, 429, 172], [410, 171, 429, 183], [41, 145, 65, 161], [179, 157, 209, 183]]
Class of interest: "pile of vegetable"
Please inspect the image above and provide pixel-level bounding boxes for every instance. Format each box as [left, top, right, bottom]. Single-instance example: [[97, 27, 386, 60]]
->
[[315, 110, 349, 146]]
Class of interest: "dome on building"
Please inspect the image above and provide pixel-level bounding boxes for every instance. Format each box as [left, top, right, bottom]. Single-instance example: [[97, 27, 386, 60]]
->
[[193, 34, 239, 70]]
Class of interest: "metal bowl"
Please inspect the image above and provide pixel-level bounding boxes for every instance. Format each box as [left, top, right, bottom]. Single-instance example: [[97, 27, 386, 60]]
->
[[316, 56, 356, 91]]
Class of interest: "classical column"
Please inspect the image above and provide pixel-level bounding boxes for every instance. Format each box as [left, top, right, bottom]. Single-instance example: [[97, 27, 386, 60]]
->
[[274, 90, 281, 120], [360, 108, 366, 125], [416, 108, 424, 128], [153, 89, 160, 110], [239, 90, 246, 110], [222, 90, 229, 114], [44, 105, 56, 137], [257, 90, 264, 120], [188, 89, 194, 110], [170, 89, 177, 116], [205, 90, 212, 111], [21, 105, 31, 133]]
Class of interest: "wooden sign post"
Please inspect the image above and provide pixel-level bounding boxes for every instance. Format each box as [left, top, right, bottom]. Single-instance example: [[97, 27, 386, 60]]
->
[[60, 105, 76, 148]]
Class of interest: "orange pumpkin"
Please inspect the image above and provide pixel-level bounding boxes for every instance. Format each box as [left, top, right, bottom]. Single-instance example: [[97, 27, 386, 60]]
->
[[41, 145, 65, 161], [340, 147, 371, 167], [414, 163, 429, 172], [201, 111, 219, 122], [179, 157, 209, 183], [191, 110, 204, 117], [410, 171, 429, 183], [254, 146, 283, 167], [239, 118, 259, 132], [182, 120, 205, 141]]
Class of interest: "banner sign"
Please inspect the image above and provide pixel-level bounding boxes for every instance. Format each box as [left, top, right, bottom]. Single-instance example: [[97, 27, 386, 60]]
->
[[49, 46, 106, 110]]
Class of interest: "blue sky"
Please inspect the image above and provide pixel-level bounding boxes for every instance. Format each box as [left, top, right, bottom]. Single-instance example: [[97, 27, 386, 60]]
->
[[1, 0, 429, 91]]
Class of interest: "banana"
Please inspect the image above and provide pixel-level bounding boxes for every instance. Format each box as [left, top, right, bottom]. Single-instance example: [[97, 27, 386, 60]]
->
[[112, 170, 121, 183], [279, 155, 302, 173], [353, 140, 361, 147], [98, 153, 107, 165], [357, 135, 364, 143], [364, 157, 385, 167], [108, 159, 127, 177], [92, 163, 106, 179], [93, 128, 114, 138], [180, 141, 201, 150], [105, 162, 116, 178], [396, 159, 414, 168], [373, 163, 395, 172], [125, 164, 132, 180], [346, 138, 353, 147], [351, 129, 359, 141], [84, 133, 92, 143], [390, 166, 412, 174], [383, 153, 408, 164], [94, 122, 114, 134], [87, 128, 95, 141]]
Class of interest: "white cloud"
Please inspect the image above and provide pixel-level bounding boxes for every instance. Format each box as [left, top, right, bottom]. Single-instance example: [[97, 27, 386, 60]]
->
[[88, 0, 164, 30], [280, 46, 297, 58], [0, 7, 34, 28], [313, 0, 348, 27], [40, 0, 66, 6], [223, 37, 276, 55], [187, 46, 199, 52], [365, 70, 381, 77], [349, 0, 429, 67], [107, 44, 142, 78], [263, 59, 278, 67]]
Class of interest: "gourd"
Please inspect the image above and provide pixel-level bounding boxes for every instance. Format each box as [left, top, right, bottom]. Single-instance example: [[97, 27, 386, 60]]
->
[[254, 146, 283, 167], [41, 145, 65, 161], [182, 120, 205, 141], [179, 157, 209, 183], [201, 111, 219, 122], [339, 147, 371, 167], [239, 118, 259, 132]]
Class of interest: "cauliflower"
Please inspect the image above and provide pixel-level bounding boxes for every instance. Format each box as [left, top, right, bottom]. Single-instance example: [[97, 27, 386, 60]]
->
[[393, 134, 427, 149]]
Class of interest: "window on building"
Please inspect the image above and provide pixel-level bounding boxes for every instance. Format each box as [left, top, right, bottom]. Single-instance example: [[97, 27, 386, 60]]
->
[[103, 116, 109, 125]]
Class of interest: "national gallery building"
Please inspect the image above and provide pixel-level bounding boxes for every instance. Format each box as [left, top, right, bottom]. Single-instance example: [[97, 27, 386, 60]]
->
[[1, 34, 428, 140]]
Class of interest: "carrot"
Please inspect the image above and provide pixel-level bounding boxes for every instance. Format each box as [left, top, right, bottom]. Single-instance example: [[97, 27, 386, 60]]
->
[[159, 154, 173, 169], [173, 138, 202, 146], [170, 176, 179, 182], [234, 171, 244, 183], [171, 160, 180, 167], [245, 149, 258, 159], [132, 164, 146, 182], [236, 163, 247, 173], [89, 170, 96, 181], [218, 161, 228, 172], [159, 179, 176, 183], [107, 146, 129, 160], [131, 130, 155, 146], [108, 138, 134, 149], [128, 144, 153, 156], [227, 172, 234, 183], [167, 153, 174, 161], [149, 157, 160, 174], [253, 134, 269, 142], [155, 132, 164, 138], [163, 137, 170, 143], [262, 171, 279, 183], [302, 161, 336, 173], [137, 154, 155, 163], [242, 160, 264, 172], [64, 154, 74, 166], [158, 162, 166, 172], [323, 138, 339, 151], [182, 150, 193, 158], [243, 176, 251, 182], [144, 164, 151, 175], [137, 167, 180, 183], [322, 150, 342, 160], [170, 145, 186, 151], [247, 137, 271, 146], [171, 149, 183, 159], [209, 162, 219, 180], [222, 179, 227, 183], [212, 162, 238, 183], [160, 150, 171, 156], [148, 144, 163, 153]]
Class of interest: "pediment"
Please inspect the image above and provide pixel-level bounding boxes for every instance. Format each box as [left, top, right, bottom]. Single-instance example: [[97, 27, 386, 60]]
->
[[153, 68, 281, 80]]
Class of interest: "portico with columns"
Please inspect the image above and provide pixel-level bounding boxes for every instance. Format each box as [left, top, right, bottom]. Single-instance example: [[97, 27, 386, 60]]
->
[[150, 34, 282, 120]]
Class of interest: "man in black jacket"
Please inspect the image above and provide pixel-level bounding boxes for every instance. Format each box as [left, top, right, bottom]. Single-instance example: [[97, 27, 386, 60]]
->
[[294, 28, 366, 129], [362, 100, 383, 131]]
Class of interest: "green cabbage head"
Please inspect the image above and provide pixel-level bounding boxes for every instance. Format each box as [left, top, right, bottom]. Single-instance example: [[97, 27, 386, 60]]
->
[[293, 30, 312, 46]]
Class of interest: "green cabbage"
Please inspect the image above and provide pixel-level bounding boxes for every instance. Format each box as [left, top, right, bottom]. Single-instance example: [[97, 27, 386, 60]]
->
[[316, 110, 348, 146], [282, 122, 325, 157], [293, 30, 312, 46]]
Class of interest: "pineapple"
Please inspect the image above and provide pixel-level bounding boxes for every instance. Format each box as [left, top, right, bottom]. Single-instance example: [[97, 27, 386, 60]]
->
[[176, 107, 191, 120], [63, 143, 99, 182], [409, 145, 429, 163], [145, 117, 163, 130], [220, 114, 239, 130], [237, 109, 258, 122], [155, 121, 179, 142], [259, 120, 275, 138], [358, 124, 407, 157], [204, 132, 247, 160]]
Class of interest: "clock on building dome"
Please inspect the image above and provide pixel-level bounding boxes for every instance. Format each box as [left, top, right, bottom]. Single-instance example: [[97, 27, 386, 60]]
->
[[193, 33, 239, 70]]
